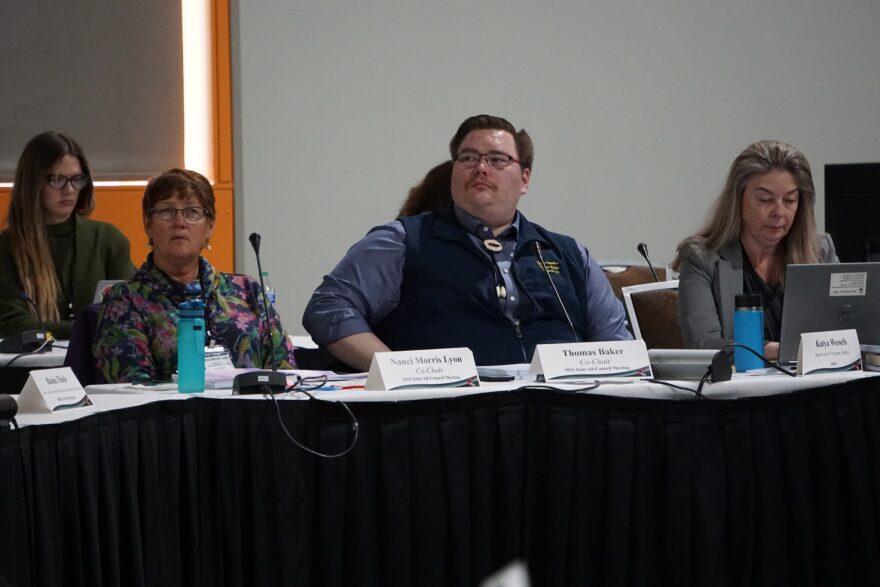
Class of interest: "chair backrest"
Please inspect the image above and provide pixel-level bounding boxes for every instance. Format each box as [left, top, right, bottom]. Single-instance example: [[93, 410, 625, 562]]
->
[[602, 265, 668, 300], [621, 280, 683, 349], [63, 303, 105, 386]]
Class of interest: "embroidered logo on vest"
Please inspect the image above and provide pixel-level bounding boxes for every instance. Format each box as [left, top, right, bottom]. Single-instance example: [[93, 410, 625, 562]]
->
[[536, 260, 560, 274]]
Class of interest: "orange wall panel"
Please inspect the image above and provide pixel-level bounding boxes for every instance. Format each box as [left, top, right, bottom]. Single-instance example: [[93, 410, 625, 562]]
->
[[0, 0, 237, 274], [0, 185, 234, 273]]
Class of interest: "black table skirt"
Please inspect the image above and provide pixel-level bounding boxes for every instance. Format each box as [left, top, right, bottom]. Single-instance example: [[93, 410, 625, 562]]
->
[[2, 378, 880, 586], [0, 367, 33, 394]]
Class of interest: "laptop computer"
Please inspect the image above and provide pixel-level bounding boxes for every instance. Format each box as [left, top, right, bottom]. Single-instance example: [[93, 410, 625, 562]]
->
[[778, 262, 880, 365], [92, 280, 124, 303]]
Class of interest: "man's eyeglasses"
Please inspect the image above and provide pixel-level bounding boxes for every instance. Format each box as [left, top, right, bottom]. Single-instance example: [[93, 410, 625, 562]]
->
[[150, 206, 209, 223], [454, 151, 520, 170], [46, 174, 90, 190]]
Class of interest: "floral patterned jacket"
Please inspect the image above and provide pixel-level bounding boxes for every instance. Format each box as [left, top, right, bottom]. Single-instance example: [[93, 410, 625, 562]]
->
[[95, 255, 296, 383]]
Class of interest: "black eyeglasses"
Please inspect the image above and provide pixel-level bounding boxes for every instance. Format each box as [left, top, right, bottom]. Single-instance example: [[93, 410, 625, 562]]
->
[[46, 174, 90, 190], [454, 151, 521, 170], [150, 206, 209, 223]]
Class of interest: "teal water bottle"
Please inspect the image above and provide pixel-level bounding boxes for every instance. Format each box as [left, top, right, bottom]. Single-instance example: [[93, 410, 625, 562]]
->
[[734, 293, 764, 372], [177, 300, 205, 393]]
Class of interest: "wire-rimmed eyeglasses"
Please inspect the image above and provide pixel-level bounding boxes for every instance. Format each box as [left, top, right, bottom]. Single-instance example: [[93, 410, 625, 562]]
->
[[454, 151, 521, 170], [150, 206, 209, 223]]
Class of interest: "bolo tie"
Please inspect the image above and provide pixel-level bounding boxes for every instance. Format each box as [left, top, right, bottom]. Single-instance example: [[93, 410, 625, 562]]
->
[[483, 238, 507, 299]]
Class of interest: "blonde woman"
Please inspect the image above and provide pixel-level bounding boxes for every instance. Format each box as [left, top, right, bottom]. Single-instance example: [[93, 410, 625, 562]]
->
[[672, 139, 838, 357], [0, 131, 135, 339]]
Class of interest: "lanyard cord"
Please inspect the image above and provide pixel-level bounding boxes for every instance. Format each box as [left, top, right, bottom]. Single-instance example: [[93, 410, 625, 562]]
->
[[60, 226, 77, 320], [198, 264, 218, 347]]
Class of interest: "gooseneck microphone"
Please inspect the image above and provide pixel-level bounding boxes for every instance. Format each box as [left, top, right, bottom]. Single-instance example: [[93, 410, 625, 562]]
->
[[0, 276, 52, 354], [232, 232, 287, 394], [637, 242, 660, 282], [534, 242, 580, 342], [249, 232, 277, 372], [236, 235, 360, 457]]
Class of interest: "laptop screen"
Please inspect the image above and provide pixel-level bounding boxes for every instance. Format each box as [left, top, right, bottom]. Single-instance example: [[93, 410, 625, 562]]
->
[[778, 262, 880, 364]]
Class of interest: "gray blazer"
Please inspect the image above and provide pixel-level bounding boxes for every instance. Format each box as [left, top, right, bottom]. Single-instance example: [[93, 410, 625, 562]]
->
[[677, 234, 838, 349]]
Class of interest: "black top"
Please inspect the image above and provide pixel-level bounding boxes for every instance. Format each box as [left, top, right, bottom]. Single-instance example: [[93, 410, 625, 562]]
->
[[741, 245, 784, 342]]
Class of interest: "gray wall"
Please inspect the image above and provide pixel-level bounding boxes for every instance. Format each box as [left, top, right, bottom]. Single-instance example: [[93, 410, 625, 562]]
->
[[232, 0, 880, 335]]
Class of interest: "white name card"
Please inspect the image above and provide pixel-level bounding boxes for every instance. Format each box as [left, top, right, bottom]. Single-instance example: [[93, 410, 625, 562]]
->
[[17, 367, 92, 414], [205, 345, 235, 370], [797, 329, 862, 376], [529, 340, 652, 382], [365, 348, 479, 391]]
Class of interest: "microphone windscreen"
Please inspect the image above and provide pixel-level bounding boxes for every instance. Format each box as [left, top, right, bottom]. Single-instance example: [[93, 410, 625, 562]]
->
[[249, 232, 262, 254], [637, 242, 649, 257], [0, 394, 17, 421]]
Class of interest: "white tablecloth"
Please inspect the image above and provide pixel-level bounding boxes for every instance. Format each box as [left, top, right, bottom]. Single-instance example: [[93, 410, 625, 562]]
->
[[12, 369, 877, 428]]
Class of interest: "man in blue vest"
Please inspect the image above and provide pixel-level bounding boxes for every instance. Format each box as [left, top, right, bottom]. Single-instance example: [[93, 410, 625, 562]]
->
[[303, 114, 630, 370]]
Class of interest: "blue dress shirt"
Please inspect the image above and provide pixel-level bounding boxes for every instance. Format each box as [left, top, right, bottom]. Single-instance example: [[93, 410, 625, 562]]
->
[[303, 206, 630, 349]]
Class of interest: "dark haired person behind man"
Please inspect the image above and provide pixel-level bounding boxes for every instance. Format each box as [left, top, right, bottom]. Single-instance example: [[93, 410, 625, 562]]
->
[[398, 160, 453, 217], [303, 114, 629, 370]]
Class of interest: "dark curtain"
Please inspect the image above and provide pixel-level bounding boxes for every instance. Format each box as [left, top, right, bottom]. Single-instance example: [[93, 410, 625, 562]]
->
[[1, 377, 880, 586]]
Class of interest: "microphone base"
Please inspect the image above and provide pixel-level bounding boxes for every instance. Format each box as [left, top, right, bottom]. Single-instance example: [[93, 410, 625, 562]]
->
[[710, 351, 733, 382], [232, 371, 288, 395], [0, 330, 52, 354]]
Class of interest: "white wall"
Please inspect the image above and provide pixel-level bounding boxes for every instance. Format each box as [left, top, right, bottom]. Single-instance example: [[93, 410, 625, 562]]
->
[[232, 0, 880, 334]]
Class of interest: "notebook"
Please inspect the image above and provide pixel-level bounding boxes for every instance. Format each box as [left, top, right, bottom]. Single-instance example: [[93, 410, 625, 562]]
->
[[778, 262, 880, 365]]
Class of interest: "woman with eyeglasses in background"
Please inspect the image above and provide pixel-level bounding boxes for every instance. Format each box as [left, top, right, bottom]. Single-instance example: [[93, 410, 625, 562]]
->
[[0, 131, 135, 339], [94, 168, 296, 383]]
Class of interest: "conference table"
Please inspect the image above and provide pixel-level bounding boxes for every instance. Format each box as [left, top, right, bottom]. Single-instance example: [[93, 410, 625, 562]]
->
[[2, 371, 880, 586]]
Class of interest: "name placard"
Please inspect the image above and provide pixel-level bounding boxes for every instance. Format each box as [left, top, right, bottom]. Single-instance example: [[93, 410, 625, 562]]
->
[[365, 348, 479, 391], [205, 345, 235, 370], [797, 329, 862, 376], [529, 340, 652, 381], [17, 367, 92, 414]]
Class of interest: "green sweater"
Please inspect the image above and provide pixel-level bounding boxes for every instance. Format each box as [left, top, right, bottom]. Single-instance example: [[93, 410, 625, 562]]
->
[[0, 215, 136, 339]]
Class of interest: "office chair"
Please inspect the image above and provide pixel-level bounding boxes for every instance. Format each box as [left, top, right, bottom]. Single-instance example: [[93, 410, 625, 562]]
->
[[602, 264, 668, 300], [621, 280, 683, 349], [63, 303, 105, 386]]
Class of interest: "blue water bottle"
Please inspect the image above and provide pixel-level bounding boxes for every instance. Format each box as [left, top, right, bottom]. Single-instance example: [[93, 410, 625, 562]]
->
[[733, 293, 764, 372], [177, 300, 205, 393]]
